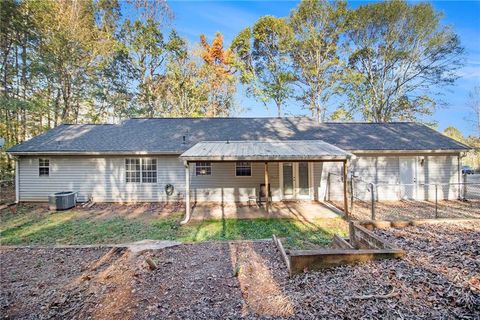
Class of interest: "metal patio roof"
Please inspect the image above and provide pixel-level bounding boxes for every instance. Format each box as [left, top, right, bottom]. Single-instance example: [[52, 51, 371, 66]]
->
[[179, 140, 352, 161]]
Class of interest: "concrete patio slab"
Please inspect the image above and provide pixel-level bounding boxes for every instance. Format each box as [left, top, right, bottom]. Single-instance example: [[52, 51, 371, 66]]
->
[[190, 201, 342, 221]]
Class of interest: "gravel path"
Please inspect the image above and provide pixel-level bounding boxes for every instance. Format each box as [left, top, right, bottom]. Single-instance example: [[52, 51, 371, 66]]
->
[[1, 221, 479, 319]]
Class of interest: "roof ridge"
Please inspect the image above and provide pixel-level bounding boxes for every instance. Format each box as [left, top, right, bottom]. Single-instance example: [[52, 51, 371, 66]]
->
[[124, 118, 419, 124], [127, 116, 311, 120], [198, 140, 331, 142], [61, 123, 115, 126]]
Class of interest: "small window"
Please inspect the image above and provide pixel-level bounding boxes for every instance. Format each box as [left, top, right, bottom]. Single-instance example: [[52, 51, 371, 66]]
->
[[39, 158, 49, 176], [196, 162, 211, 176], [125, 158, 141, 183], [141, 158, 157, 183], [236, 162, 251, 177]]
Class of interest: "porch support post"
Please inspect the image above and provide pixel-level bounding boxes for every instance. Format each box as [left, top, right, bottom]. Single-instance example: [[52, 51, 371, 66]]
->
[[264, 161, 269, 214], [343, 159, 348, 216], [181, 161, 191, 224]]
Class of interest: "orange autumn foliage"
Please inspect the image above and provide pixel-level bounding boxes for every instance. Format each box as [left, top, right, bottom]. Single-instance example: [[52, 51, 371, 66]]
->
[[199, 32, 236, 116]]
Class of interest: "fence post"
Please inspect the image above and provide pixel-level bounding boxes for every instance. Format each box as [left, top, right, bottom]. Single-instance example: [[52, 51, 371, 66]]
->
[[370, 182, 376, 220], [435, 184, 438, 219]]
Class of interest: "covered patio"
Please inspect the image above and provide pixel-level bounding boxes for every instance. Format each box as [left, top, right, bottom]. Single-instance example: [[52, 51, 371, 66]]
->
[[189, 201, 342, 221], [179, 140, 352, 224]]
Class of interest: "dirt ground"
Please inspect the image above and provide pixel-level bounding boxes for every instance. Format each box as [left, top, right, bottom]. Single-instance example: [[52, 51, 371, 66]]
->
[[3, 201, 185, 220], [1, 221, 479, 319], [3, 199, 340, 221], [347, 199, 480, 220]]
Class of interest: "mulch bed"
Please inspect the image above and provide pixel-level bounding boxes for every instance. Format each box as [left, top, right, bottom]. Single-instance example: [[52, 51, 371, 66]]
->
[[1, 222, 479, 319]]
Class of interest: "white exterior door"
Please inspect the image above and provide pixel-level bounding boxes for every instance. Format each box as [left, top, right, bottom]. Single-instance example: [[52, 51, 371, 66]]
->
[[282, 162, 295, 199], [399, 157, 417, 199], [281, 162, 311, 200]]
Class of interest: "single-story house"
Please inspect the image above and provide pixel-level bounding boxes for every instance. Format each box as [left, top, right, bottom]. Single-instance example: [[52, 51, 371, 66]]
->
[[7, 117, 470, 221]]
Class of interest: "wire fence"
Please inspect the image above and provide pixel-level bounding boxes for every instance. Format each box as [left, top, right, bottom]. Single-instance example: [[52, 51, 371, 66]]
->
[[0, 180, 15, 205], [326, 173, 480, 221]]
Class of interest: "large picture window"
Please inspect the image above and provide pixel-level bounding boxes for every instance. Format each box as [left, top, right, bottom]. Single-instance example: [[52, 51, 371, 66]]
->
[[235, 162, 251, 177], [125, 158, 157, 183], [39, 158, 49, 176], [195, 162, 211, 176]]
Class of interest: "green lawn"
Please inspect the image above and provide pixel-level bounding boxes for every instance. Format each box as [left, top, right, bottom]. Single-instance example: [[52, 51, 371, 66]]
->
[[0, 206, 348, 249]]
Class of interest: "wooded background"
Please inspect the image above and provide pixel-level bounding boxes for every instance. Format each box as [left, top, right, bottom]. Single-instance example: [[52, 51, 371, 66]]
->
[[1, 0, 478, 178]]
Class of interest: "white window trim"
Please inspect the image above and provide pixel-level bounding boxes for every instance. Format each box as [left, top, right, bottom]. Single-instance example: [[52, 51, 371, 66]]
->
[[125, 158, 158, 184], [141, 158, 158, 184], [38, 158, 50, 177], [195, 162, 212, 176], [235, 161, 252, 177], [278, 162, 314, 200]]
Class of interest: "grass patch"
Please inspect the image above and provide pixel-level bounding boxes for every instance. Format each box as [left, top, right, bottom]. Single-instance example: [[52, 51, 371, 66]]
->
[[0, 206, 348, 247]]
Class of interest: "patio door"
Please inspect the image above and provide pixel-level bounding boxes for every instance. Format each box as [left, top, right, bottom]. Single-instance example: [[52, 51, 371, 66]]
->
[[281, 162, 311, 200]]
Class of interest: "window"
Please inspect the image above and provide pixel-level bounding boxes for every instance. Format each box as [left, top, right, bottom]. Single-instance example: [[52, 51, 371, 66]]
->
[[126, 158, 157, 183], [142, 158, 157, 183], [236, 162, 251, 177], [195, 162, 211, 176], [39, 158, 49, 176], [126, 159, 141, 183]]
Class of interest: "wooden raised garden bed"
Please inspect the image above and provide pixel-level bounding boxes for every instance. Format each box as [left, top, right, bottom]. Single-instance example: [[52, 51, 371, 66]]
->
[[274, 222, 405, 275]]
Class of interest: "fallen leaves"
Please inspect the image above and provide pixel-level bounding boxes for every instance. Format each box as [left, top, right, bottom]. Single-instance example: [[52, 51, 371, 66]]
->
[[1, 221, 479, 319]]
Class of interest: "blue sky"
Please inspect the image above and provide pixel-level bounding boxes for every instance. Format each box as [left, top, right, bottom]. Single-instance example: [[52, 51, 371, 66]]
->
[[165, 0, 480, 136]]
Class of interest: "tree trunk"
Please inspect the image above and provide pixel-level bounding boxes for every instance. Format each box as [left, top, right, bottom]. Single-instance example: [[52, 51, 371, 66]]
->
[[54, 89, 60, 127], [21, 33, 27, 141]]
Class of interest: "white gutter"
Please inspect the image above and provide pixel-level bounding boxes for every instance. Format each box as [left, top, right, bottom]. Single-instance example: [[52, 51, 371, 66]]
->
[[179, 155, 352, 162], [8, 149, 469, 157], [349, 149, 468, 154], [7, 151, 182, 156]]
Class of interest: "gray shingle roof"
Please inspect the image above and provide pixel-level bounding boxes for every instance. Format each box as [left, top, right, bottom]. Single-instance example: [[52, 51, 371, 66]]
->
[[180, 140, 352, 161], [7, 117, 470, 154]]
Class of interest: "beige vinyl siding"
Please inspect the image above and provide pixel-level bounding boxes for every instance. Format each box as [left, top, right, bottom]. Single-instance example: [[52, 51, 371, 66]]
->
[[417, 155, 460, 200], [348, 154, 460, 201], [189, 162, 281, 202], [17, 153, 461, 203], [351, 156, 400, 201], [18, 156, 185, 202]]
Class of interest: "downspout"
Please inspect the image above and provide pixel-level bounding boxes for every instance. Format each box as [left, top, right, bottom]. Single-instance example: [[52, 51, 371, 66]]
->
[[180, 161, 191, 224]]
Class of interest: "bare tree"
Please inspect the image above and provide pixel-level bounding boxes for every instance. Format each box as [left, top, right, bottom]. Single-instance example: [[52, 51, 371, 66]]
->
[[467, 85, 480, 136]]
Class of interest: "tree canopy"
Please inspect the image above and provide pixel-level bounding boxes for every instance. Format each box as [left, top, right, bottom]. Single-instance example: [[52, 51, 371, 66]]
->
[[232, 16, 294, 117], [0, 0, 468, 177], [343, 0, 463, 122]]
